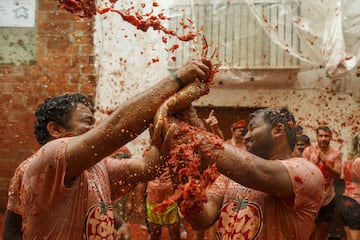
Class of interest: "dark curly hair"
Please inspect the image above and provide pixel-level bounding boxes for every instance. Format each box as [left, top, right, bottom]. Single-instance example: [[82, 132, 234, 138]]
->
[[297, 134, 310, 146], [34, 93, 94, 145], [250, 107, 297, 151]]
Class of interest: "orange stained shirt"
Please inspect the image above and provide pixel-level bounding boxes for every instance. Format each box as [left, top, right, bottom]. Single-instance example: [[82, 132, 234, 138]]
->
[[7, 137, 135, 240], [208, 158, 324, 240]]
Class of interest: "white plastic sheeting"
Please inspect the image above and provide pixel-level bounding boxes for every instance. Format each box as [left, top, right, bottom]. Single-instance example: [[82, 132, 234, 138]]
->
[[169, 0, 360, 78], [244, 0, 360, 78], [92, 0, 360, 157], [94, 0, 360, 99]]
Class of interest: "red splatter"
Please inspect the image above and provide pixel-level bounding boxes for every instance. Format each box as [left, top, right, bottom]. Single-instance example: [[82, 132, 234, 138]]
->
[[294, 175, 303, 184], [180, 19, 189, 29], [166, 44, 179, 53], [58, 2, 198, 42]]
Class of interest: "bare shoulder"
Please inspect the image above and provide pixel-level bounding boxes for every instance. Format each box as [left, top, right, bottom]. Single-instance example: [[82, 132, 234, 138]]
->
[[330, 147, 342, 155]]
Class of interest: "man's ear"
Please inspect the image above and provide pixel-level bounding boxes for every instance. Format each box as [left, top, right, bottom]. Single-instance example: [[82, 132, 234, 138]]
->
[[273, 123, 285, 139], [47, 121, 67, 139]]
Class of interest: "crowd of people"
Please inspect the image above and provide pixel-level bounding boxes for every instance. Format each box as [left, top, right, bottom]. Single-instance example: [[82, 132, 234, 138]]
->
[[2, 56, 359, 240]]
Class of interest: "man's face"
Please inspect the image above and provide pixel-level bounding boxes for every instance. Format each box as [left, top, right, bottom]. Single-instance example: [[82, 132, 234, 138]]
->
[[232, 127, 245, 141], [244, 114, 274, 159], [295, 140, 309, 154], [66, 103, 95, 137], [317, 129, 331, 148]]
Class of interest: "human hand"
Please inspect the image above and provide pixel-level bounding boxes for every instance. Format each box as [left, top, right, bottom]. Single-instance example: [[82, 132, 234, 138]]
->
[[205, 110, 219, 127], [205, 110, 224, 139], [175, 59, 211, 86], [149, 121, 165, 150], [161, 123, 179, 151], [317, 152, 326, 163], [152, 80, 209, 149], [162, 122, 222, 167], [116, 222, 131, 240]]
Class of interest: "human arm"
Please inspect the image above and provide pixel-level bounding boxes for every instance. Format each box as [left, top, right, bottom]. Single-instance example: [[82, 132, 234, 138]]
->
[[205, 110, 224, 139], [126, 146, 163, 183], [207, 142, 294, 199], [184, 193, 223, 230], [301, 146, 311, 160], [107, 146, 162, 196], [352, 158, 360, 183], [65, 60, 210, 183], [2, 210, 22, 240], [167, 127, 294, 199]]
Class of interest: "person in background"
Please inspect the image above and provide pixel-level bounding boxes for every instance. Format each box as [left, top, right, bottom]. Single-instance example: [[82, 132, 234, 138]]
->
[[339, 134, 360, 240], [145, 168, 181, 240], [2, 59, 211, 240], [164, 107, 324, 239], [111, 146, 133, 240], [292, 134, 311, 157], [302, 125, 343, 240], [112, 146, 147, 229], [194, 109, 225, 240], [146, 106, 224, 240], [295, 125, 304, 137], [225, 119, 247, 150]]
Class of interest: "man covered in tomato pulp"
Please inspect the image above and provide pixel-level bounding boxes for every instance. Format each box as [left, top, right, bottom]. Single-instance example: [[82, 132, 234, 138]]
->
[[165, 107, 325, 240], [2, 59, 211, 240], [302, 125, 342, 240]]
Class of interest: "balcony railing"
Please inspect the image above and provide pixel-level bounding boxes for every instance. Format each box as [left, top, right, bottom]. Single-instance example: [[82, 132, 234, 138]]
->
[[167, 1, 300, 70]]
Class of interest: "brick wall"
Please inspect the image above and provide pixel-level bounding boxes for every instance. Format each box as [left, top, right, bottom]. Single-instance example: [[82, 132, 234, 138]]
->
[[0, 1, 97, 212]]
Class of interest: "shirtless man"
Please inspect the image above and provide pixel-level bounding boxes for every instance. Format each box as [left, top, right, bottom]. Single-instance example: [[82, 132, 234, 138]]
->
[[302, 126, 342, 240]]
